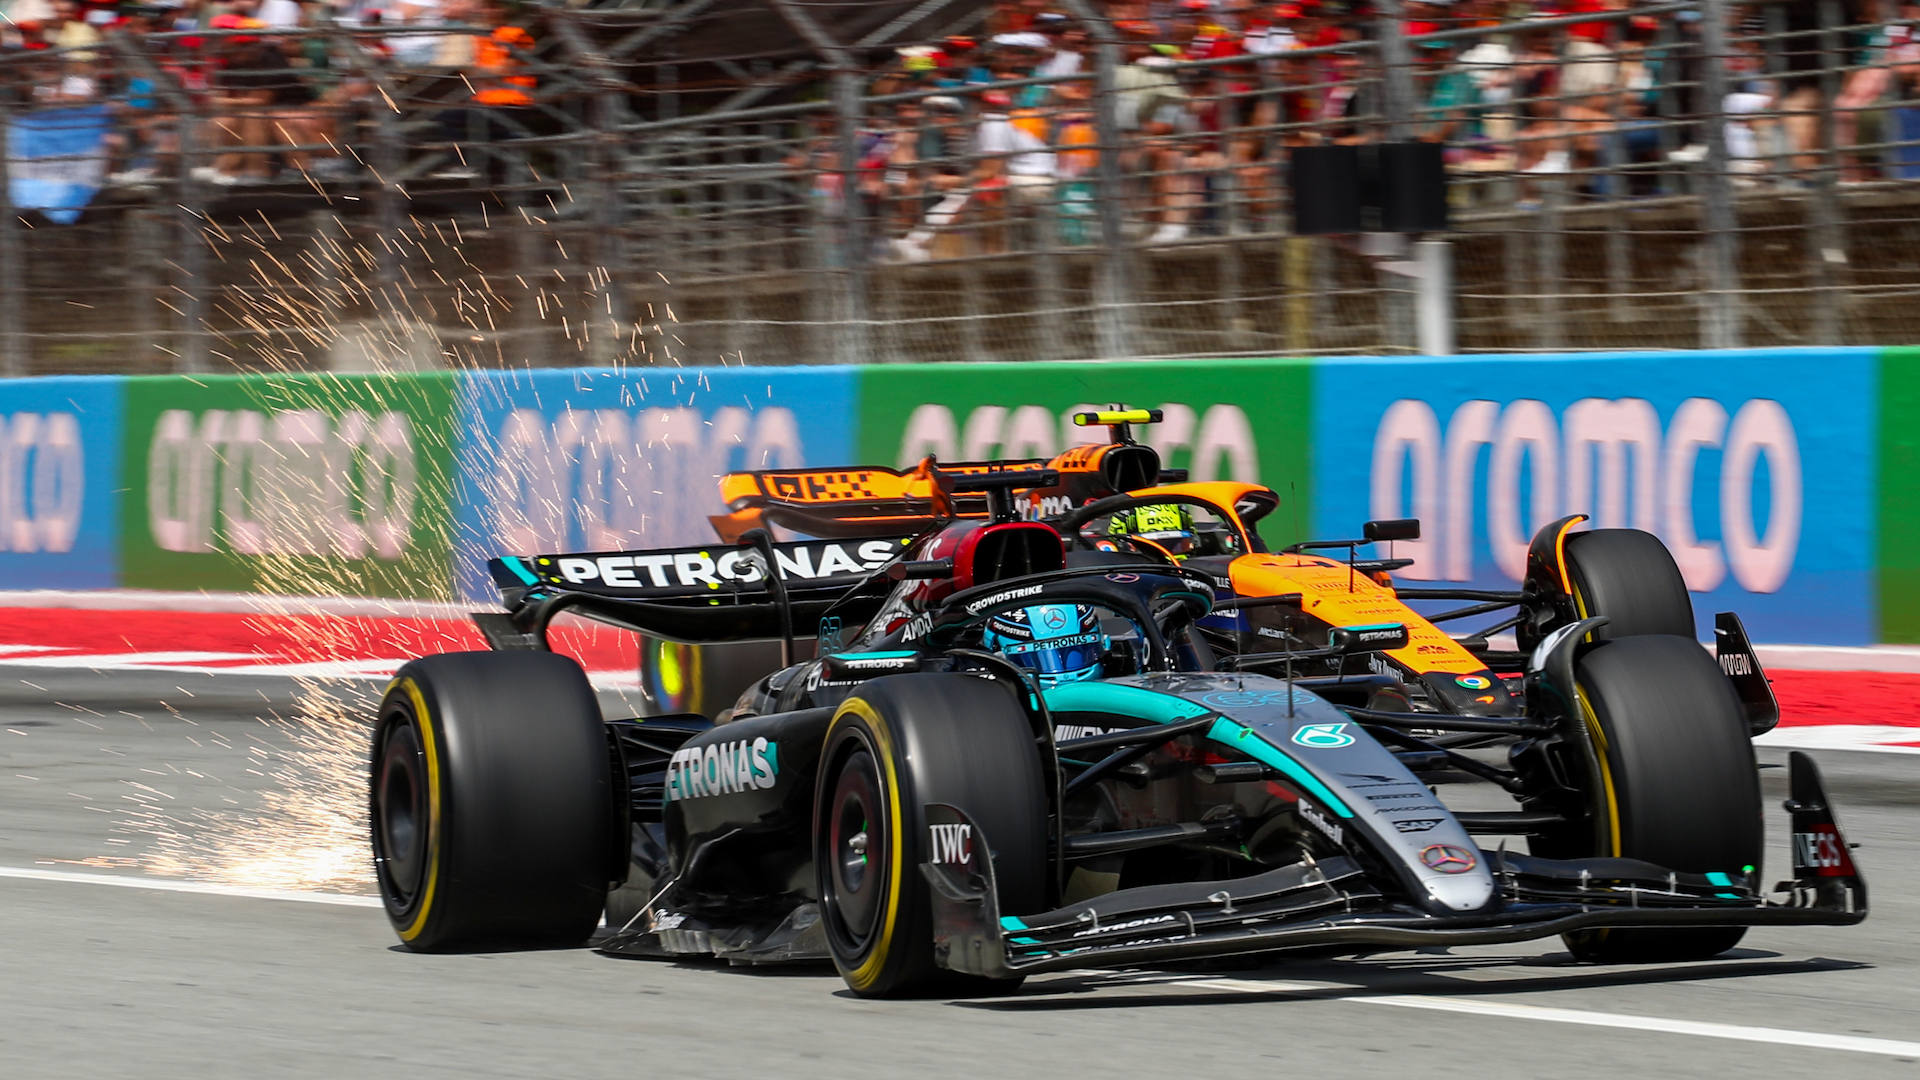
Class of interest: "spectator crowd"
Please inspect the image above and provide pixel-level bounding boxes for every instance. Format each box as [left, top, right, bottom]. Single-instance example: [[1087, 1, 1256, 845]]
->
[[4, 0, 1920, 252]]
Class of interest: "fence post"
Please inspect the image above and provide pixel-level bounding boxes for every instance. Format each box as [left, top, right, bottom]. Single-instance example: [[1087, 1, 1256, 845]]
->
[[1063, 0, 1136, 360], [1374, 0, 1417, 143], [1414, 239, 1454, 355], [177, 108, 210, 373], [0, 109, 23, 376], [832, 67, 872, 366], [1698, 0, 1743, 349], [1808, 0, 1846, 345]]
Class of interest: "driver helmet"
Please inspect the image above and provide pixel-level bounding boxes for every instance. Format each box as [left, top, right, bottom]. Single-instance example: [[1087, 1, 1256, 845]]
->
[[1108, 502, 1196, 559], [982, 603, 1107, 687]]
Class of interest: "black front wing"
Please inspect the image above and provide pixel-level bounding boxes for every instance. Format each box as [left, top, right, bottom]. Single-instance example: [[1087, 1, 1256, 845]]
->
[[925, 752, 1867, 978]]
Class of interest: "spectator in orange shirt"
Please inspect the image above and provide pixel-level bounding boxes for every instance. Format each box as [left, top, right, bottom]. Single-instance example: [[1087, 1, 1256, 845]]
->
[[431, 0, 533, 180]]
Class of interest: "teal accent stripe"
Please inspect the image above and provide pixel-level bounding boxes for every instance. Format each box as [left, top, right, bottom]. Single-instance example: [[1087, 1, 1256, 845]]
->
[[1040, 682, 1213, 723], [1206, 717, 1354, 818], [1010, 936, 1042, 945], [1041, 681, 1352, 818], [1705, 871, 1734, 887], [829, 650, 919, 660], [500, 556, 538, 586], [999, 915, 1030, 931]]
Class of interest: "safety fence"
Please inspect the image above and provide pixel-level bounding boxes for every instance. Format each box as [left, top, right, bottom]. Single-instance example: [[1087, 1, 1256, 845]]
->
[[1, 347, 1916, 645], [7, 3, 1920, 374]]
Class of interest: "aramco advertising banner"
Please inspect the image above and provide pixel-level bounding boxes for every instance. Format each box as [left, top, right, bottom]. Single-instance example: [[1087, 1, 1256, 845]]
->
[[2, 347, 1918, 645], [1310, 350, 1876, 646], [854, 358, 1315, 549], [450, 366, 858, 600], [119, 373, 459, 599]]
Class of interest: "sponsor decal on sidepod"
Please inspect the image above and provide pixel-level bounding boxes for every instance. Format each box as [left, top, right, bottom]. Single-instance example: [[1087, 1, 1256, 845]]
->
[[665, 738, 778, 800]]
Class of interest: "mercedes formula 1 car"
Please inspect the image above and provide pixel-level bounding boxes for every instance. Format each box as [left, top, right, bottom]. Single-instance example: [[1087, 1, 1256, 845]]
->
[[370, 466, 1867, 997]]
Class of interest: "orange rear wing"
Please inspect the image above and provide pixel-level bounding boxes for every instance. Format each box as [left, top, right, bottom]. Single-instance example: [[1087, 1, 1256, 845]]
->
[[715, 460, 1049, 540]]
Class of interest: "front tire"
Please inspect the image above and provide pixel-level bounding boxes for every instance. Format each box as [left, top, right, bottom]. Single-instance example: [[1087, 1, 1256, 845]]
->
[[815, 674, 1048, 998], [1557, 635, 1761, 962], [1563, 528, 1696, 639], [372, 651, 614, 952]]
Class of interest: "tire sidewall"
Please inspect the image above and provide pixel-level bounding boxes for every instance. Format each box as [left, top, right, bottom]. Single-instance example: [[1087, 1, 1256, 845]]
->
[[373, 674, 448, 945]]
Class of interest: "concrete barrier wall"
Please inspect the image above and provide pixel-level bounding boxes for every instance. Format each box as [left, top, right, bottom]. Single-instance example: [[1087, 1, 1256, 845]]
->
[[1, 348, 1908, 645]]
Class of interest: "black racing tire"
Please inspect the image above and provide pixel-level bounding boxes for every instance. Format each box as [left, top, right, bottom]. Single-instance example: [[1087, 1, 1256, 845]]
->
[[372, 651, 614, 952], [1559, 635, 1762, 963], [1563, 528, 1696, 640], [815, 674, 1048, 998]]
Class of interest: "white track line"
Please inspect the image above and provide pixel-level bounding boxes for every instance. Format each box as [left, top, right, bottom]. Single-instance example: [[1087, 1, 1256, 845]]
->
[[0, 865, 380, 907], [1178, 978, 1920, 1059]]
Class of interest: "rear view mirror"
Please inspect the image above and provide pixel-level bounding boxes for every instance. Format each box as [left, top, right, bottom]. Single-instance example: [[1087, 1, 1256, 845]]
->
[[1330, 623, 1410, 653], [1364, 519, 1420, 543]]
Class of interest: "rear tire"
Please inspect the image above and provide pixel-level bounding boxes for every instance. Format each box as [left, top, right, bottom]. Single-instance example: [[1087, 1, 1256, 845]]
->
[[1558, 635, 1761, 963], [372, 651, 613, 952], [815, 674, 1048, 998], [1563, 528, 1696, 639]]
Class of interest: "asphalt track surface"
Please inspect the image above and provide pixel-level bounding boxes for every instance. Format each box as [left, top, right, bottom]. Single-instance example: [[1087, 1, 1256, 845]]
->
[[3, 666, 1917, 1080]]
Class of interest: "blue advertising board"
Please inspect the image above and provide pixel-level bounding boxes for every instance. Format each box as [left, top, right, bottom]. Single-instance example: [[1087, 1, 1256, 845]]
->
[[451, 365, 861, 600], [1311, 349, 1877, 645], [0, 375, 123, 590]]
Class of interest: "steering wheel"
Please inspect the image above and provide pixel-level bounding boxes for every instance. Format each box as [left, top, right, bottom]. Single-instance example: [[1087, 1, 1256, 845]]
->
[[1052, 492, 1250, 555], [926, 564, 1216, 672]]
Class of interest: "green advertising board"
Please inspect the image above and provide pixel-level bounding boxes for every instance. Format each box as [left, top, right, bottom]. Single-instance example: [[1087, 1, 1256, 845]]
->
[[855, 358, 1314, 548], [120, 373, 459, 599], [1880, 348, 1920, 642]]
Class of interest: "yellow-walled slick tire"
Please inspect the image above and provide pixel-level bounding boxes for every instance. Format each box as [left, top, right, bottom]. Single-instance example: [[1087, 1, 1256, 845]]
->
[[1563, 528, 1696, 640], [1558, 635, 1762, 963], [372, 651, 613, 952], [815, 674, 1047, 998]]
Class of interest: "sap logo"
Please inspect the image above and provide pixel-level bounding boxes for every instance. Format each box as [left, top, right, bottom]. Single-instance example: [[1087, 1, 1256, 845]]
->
[[1299, 802, 1344, 845], [0, 412, 83, 553], [966, 584, 1044, 614], [1719, 652, 1755, 676], [665, 737, 778, 801], [149, 408, 416, 559], [1069, 913, 1177, 939], [928, 823, 973, 866], [488, 405, 804, 555], [1393, 818, 1444, 834], [897, 403, 1259, 483], [1370, 397, 1800, 592]]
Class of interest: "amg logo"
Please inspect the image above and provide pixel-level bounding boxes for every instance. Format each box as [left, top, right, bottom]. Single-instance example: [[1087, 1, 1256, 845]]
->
[[1393, 818, 1444, 834], [966, 584, 1045, 615], [1719, 653, 1755, 676], [1055, 724, 1122, 741], [929, 823, 973, 866], [1299, 802, 1344, 845], [665, 737, 778, 801]]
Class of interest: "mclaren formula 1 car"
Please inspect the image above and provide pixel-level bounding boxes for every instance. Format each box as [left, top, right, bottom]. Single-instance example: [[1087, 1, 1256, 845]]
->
[[370, 469, 1866, 997]]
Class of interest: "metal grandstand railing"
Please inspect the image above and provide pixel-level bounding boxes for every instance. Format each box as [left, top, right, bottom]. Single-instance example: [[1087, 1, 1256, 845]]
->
[[3, 0, 1920, 375]]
